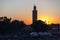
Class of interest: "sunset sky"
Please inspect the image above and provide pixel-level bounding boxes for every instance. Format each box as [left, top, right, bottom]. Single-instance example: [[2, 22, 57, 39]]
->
[[0, 0, 60, 24]]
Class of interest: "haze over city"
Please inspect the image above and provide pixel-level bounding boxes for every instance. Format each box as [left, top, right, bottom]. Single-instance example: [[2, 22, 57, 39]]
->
[[0, 0, 60, 24]]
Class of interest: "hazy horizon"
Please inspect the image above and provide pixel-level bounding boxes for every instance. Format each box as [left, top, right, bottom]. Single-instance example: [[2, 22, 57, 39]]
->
[[0, 0, 60, 24]]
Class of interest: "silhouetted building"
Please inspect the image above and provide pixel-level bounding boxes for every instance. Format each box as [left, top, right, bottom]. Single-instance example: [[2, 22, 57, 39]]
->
[[32, 5, 37, 23]]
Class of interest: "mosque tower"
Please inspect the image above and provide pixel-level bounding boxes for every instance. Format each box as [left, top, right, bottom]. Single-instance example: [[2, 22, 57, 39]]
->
[[32, 5, 37, 23]]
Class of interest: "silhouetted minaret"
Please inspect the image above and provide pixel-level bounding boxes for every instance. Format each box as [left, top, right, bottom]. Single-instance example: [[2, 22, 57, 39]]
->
[[32, 5, 37, 23]]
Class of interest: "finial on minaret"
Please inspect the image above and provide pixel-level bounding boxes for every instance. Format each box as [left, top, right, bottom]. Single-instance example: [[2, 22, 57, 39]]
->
[[34, 5, 36, 10]]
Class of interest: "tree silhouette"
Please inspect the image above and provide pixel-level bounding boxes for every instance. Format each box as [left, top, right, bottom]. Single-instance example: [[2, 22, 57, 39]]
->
[[0, 16, 11, 34], [31, 20, 48, 32], [0, 16, 26, 34], [11, 20, 26, 32]]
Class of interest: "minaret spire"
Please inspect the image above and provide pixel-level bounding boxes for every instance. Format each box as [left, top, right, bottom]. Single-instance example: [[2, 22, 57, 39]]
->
[[34, 5, 36, 10], [32, 5, 37, 23]]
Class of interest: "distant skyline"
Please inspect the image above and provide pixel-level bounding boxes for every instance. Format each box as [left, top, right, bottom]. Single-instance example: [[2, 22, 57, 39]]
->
[[0, 0, 60, 24]]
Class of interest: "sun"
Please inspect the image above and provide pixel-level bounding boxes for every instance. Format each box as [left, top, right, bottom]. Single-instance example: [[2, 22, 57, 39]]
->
[[40, 18, 49, 24], [38, 16, 52, 24]]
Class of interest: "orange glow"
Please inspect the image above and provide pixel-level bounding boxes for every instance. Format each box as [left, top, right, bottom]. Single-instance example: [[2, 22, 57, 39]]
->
[[38, 16, 54, 24]]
